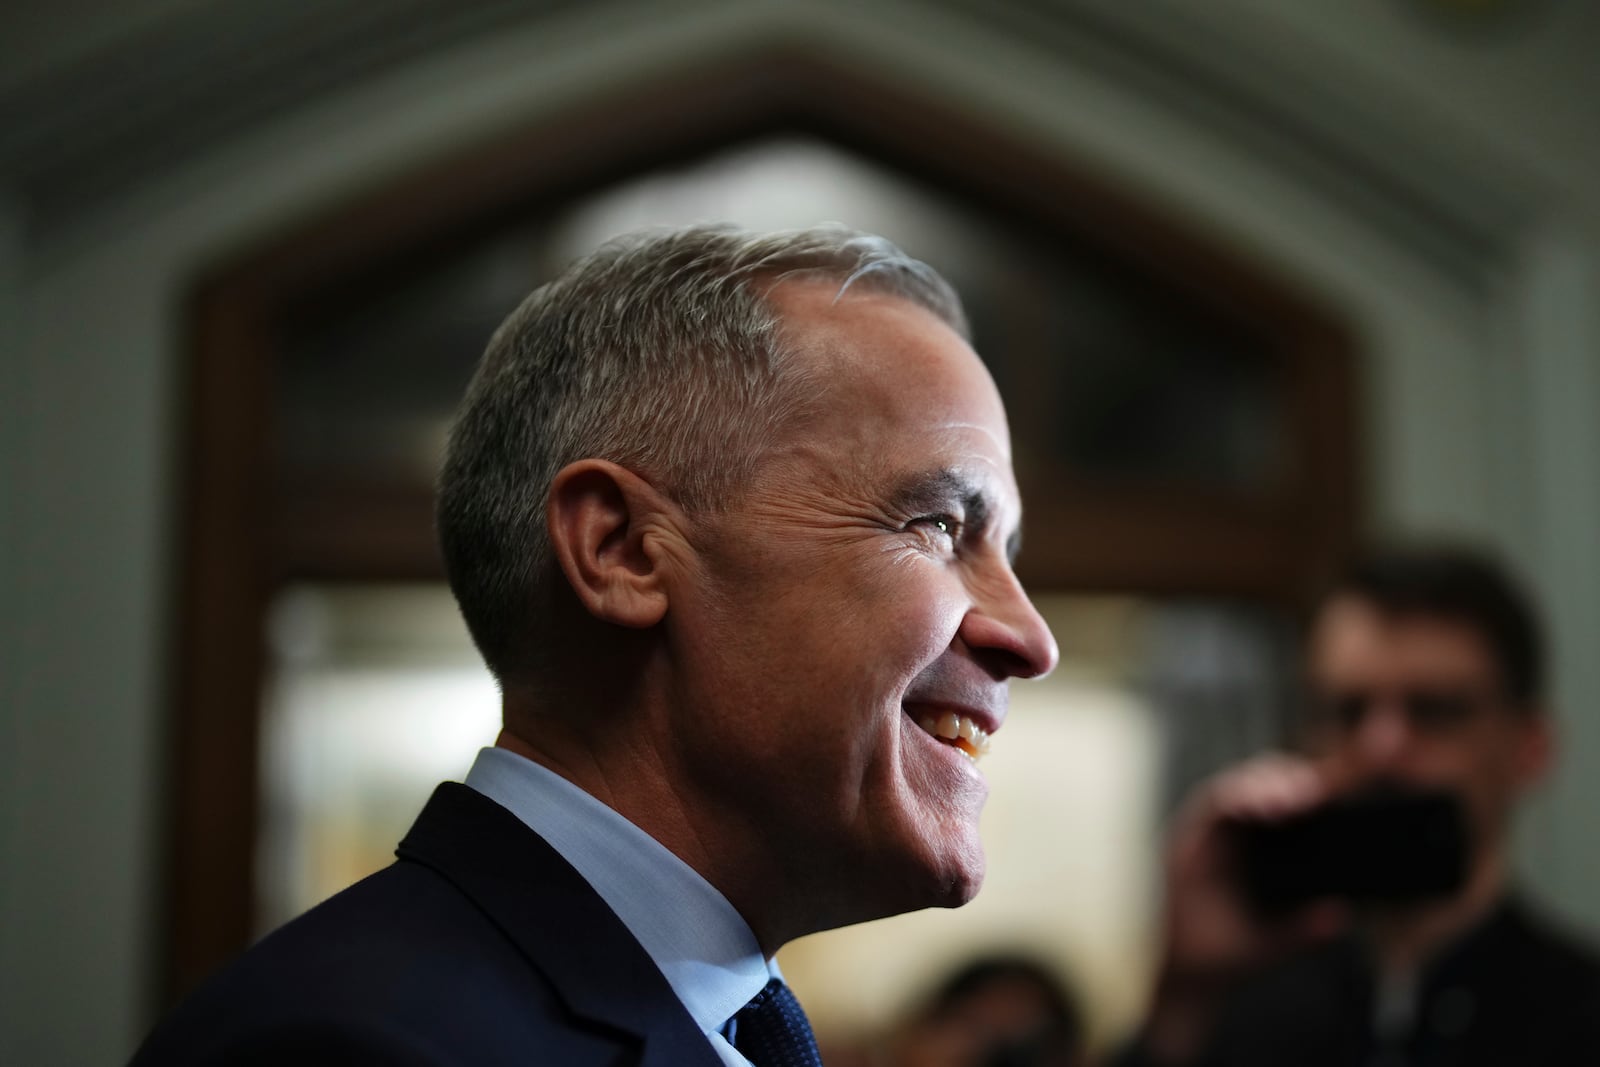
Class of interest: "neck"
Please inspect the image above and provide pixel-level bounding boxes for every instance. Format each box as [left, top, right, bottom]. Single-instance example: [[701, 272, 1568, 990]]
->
[[495, 691, 800, 955], [1364, 845, 1506, 979]]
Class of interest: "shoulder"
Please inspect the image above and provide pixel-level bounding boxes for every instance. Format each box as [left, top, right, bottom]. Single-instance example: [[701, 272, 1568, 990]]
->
[[1454, 898, 1600, 1062], [1492, 898, 1600, 1008], [128, 859, 615, 1067], [1489, 898, 1600, 985], [133, 1017, 456, 1067], [1201, 937, 1370, 1067]]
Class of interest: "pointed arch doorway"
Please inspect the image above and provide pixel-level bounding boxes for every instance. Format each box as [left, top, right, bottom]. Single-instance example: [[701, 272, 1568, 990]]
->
[[170, 45, 1358, 1009]]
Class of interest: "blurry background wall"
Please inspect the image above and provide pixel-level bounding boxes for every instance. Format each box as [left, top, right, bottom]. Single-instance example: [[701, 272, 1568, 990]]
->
[[2, 1, 1598, 1064]]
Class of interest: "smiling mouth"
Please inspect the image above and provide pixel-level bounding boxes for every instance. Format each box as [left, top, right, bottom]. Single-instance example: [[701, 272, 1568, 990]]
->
[[912, 711, 993, 760]]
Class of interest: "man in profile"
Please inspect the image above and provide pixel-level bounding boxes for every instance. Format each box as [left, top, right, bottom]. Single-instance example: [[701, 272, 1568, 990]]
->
[[130, 224, 1058, 1065], [1122, 545, 1600, 1066]]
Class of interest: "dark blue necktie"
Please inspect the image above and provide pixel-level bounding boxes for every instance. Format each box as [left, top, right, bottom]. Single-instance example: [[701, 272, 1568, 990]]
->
[[730, 978, 823, 1067]]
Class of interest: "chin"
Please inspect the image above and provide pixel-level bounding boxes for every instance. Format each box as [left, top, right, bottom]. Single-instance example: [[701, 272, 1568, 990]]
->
[[845, 838, 984, 921], [917, 840, 988, 911], [931, 870, 985, 910], [816, 853, 984, 935]]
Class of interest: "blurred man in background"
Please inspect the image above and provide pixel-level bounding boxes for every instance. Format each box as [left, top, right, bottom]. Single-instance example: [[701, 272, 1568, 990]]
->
[[888, 955, 1085, 1067], [128, 223, 1057, 1066], [1121, 545, 1600, 1066]]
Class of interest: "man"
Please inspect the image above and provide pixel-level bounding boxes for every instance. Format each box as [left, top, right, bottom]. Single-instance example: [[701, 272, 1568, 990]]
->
[[1121, 545, 1600, 1066], [130, 224, 1057, 1065], [889, 955, 1086, 1067]]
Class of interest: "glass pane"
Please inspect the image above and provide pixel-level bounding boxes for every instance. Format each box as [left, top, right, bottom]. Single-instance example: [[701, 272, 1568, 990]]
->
[[257, 584, 499, 933]]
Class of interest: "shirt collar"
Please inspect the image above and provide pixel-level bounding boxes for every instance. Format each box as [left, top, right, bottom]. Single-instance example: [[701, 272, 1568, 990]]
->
[[464, 746, 775, 1035]]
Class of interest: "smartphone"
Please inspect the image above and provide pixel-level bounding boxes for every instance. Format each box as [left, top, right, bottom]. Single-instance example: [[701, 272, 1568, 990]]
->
[[1225, 783, 1470, 916]]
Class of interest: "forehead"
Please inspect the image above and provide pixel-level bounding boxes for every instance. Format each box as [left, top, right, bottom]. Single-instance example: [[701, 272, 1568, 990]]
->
[[1308, 597, 1502, 689], [770, 278, 1008, 431], [765, 278, 1018, 507]]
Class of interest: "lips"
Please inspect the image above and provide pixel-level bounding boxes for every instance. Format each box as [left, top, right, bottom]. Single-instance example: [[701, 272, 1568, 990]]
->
[[912, 710, 992, 759], [903, 669, 1006, 761], [903, 692, 1002, 760]]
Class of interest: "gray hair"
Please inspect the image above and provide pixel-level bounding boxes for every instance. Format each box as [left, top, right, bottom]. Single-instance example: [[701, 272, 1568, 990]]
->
[[437, 222, 968, 680]]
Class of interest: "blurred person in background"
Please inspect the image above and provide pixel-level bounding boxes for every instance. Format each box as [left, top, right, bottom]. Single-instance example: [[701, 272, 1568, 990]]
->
[[128, 223, 1057, 1066], [888, 955, 1086, 1067], [1118, 544, 1600, 1067]]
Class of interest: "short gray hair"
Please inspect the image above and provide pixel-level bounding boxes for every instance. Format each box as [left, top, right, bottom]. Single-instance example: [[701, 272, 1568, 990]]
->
[[437, 222, 968, 680]]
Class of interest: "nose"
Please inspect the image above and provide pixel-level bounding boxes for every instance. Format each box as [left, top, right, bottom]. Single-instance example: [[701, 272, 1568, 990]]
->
[[1351, 701, 1415, 771], [958, 567, 1059, 681]]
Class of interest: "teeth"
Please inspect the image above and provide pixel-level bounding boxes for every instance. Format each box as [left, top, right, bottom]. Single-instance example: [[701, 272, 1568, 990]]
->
[[912, 711, 992, 760]]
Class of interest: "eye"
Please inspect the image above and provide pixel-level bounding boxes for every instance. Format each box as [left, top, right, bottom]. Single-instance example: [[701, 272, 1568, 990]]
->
[[909, 514, 963, 547], [1313, 693, 1369, 732], [1403, 691, 1481, 732]]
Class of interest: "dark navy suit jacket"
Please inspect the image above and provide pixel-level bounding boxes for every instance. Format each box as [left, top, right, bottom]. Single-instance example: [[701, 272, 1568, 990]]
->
[[129, 783, 728, 1066]]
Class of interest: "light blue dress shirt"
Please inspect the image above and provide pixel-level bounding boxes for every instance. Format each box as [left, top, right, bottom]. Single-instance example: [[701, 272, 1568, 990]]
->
[[464, 746, 778, 1067]]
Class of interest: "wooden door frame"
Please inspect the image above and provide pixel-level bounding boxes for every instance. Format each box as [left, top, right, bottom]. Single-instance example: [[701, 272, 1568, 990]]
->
[[166, 44, 1359, 1001]]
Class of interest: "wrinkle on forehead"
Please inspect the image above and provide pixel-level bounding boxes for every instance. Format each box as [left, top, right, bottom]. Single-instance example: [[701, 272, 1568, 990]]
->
[[772, 278, 987, 376], [932, 420, 1013, 464], [764, 276, 1017, 485]]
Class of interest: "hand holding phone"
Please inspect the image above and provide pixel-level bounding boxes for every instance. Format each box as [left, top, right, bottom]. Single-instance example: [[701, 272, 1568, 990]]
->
[[1142, 762, 1474, 1064], [1224, 781, 1471, 917]]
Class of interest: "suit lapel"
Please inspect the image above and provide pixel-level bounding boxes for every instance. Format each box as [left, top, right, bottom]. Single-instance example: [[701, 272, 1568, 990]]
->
[[397, 783, 727, 1067]]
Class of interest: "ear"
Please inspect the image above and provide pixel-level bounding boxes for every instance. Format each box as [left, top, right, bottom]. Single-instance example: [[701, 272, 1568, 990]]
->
[[545, 459, 677, 628], [1512, 709, 1555, 791]]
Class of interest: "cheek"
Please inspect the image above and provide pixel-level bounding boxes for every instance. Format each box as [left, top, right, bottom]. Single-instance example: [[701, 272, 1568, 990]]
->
[[1405, 734, 1522, 825], [794, 560, 970, 704], [876, 560, 970, 648], [1473, 740, 1531, 799]]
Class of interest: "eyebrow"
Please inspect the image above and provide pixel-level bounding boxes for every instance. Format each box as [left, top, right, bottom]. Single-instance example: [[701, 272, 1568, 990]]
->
[[886, 468, 1022, 564]]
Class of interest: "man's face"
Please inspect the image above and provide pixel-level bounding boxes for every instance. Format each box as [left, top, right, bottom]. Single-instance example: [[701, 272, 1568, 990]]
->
[[1305, 595, 1549, 846], [664, 280, 1057, 934]]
